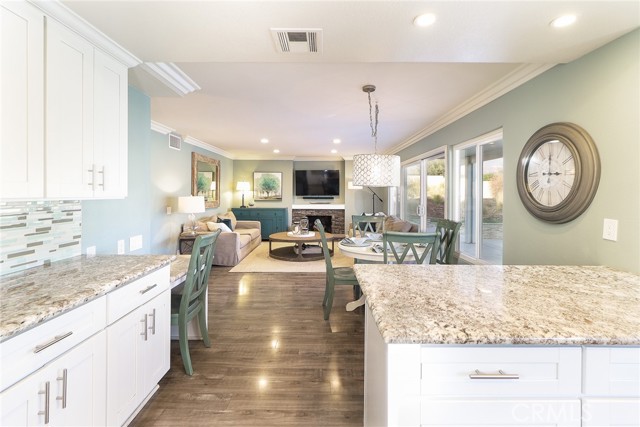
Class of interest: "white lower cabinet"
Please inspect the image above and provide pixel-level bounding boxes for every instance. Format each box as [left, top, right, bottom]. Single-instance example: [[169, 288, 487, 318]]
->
[[0, 331, 106, 426], [364, 305, 640, 427], [106, 268, 170, 427]]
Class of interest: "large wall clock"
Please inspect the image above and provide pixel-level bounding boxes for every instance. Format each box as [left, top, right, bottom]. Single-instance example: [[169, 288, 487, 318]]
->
[[516, 122, 601, 224]]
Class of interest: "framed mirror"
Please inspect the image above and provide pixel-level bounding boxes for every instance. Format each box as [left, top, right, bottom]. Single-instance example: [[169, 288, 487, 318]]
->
[[192, 153, 220, 209]]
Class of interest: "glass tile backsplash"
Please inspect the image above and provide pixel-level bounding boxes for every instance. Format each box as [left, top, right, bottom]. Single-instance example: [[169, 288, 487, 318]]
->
[[0, 201, 82, 275]]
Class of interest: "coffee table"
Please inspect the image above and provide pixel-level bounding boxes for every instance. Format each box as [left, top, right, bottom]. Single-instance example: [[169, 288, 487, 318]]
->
[[268, 231, 340, 262]]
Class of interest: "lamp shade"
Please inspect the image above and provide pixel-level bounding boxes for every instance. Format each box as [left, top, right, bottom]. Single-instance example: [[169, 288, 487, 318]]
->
[[352, 154, 401, 187], [236, 181, 251, 192], [178, 196, 205, 214]]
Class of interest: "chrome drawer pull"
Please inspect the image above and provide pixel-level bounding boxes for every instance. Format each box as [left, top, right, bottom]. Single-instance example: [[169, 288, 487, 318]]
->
[[38, 381, 50, 424], [34, 331, 73, 354], [56, 368, 68, 408], [140, 284, 158, 295], [469, 369, 519, 380]]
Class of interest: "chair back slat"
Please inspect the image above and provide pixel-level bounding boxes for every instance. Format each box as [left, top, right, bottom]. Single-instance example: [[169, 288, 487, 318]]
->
[[383, 231, 438, 265], [180, 230, 221, 315], [314, 219, 334, 276], [433, 219, 462, 264], [351, 215, 385, 238]]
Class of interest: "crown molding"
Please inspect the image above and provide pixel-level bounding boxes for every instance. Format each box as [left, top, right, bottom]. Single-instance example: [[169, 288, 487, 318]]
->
[[150, 121, 174, 135], [140, 62, 200, 96], [183, 136, 235, 160], [31, 0, 141, 67], [389, 63, 555, 155]]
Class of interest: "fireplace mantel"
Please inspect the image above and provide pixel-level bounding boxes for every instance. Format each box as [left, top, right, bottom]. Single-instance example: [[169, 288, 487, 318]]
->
[[292, 204, 345, 210]]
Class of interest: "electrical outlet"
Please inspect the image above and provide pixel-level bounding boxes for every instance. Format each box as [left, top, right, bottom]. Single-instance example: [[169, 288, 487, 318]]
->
[[117, 240, 125, 254], [130, 235, 143, 252], [602, 218, 618, 241], [86, 246, 96, 257]]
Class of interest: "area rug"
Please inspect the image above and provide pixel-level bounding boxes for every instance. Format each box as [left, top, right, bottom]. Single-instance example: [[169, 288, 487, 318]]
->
[[229, 242, 353, 273]]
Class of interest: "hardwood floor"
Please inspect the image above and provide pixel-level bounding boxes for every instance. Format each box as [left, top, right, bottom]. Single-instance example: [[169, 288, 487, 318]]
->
[[131, 267, 365, 426]]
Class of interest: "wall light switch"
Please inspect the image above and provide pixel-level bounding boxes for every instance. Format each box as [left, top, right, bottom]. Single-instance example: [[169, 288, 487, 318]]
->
[[117, 240, 125, 254], [166, 206, 172, 215], [130, 235, 143, 252], [603, 218, 618, 241], [86, 246, 96, 257]]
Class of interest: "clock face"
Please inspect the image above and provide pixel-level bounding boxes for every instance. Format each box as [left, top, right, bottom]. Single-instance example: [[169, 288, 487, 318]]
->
[[525, 140, 576, 207]]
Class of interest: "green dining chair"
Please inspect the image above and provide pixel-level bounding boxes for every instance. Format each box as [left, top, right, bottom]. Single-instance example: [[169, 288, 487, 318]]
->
[[315, 219, 360, 320], [433, 219, 462, 264], [383, 231, 439, 265], [351, 214, 385, 238], [171, 229, 220, 375]]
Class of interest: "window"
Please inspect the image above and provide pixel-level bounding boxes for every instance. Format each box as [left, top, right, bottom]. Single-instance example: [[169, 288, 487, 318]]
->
[[453, 130, 503, 264]]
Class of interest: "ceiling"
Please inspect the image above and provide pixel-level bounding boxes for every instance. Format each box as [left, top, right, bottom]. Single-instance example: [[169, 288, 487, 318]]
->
[[61, 1, 640, 160]]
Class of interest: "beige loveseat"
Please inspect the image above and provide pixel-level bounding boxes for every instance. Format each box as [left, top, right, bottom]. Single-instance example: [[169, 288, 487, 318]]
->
[[183, 212, 262, 266]]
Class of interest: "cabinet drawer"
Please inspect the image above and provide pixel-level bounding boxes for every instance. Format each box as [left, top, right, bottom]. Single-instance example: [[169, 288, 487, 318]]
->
[[582, 398, 640, 426], [421, 398, 581, 426], [583, 347, 640, 396], [0, 296, 106, 392], [106, 266, 169, 324], [421, 346, 581, 397]]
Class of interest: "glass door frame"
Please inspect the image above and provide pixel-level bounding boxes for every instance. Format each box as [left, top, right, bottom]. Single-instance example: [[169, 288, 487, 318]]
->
[[397, 146, 448, 231], [451, 128, 503, 264]]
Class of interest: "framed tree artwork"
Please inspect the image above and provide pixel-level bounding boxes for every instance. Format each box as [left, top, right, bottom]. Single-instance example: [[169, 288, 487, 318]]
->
[[253, 172, 282, 201]]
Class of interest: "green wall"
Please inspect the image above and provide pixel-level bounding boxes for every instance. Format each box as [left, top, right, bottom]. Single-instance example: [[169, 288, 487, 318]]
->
[[398, 30, 640, 273]]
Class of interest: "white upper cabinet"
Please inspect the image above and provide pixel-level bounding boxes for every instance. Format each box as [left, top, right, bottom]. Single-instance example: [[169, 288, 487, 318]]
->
[[0, 1, 129, 200], [46, 19, 128, 199], [0, 1, 44, 199]]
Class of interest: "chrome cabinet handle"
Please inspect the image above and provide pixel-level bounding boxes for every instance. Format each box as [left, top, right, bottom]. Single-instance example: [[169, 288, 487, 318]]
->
[[140, 284, 157, 295], [98, 166, 105, 188], [141, 314, 148, 341], [148, 308, 156, 335], [469, 369, 519, 380], [38, 381, 50, 424], [56, 368, 68, 409], [87, 164, 95, 190], [34, 332, 73, 354]]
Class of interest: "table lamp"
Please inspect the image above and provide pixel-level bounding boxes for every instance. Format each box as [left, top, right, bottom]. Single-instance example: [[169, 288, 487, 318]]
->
[[236, 181, 251, 208], [178, 196, 205, 235]]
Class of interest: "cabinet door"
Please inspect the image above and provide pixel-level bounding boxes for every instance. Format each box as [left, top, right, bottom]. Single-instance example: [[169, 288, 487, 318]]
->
[[0, 1, 44, 199], [94, 49, 127, 199], [106, 306, 144, 427], [583, 398, 640, 426], [0, 332, 106, 427], [141, 291, 170, 390], [51, 331, 106, 426], [45, 18, 94, 198]]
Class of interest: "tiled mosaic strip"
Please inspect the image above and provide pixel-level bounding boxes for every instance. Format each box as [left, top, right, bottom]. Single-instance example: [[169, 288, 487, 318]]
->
[[0, 201, 82, 275]]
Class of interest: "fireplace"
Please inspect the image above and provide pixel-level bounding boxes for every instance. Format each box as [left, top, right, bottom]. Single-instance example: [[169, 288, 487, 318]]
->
[[308, 215, 332, 233], [291, 205, 345, 235]]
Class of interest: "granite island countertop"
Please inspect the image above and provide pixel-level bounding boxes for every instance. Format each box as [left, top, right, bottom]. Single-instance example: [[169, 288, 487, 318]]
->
[[0, 255, 174, 342], [353, 264, 640, 345]]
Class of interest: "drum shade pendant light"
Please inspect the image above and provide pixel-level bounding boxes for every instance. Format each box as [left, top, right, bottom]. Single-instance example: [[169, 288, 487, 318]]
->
[[352, 85, 400, 187]]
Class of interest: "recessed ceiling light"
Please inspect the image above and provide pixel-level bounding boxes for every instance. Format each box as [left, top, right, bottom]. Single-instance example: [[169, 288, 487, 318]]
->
[[273, 149, 280, 154], [260, 138, 269, 144], [550, 14, 576, 28], [331, 149, 337, 154], [333, 138, 341, 144], [413, 13, 436, 27]]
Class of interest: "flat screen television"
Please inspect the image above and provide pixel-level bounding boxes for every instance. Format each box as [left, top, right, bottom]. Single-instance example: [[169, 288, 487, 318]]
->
[[295, 170, 340, 197]]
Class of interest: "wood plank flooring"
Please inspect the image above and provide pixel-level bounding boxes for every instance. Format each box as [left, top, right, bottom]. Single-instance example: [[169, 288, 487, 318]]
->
[[131, 267, 365, 426]]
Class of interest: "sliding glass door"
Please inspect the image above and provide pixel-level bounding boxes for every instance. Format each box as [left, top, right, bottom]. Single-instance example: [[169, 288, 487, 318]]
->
[[453, 130, 503, 264], [399, 149, 446, 231]]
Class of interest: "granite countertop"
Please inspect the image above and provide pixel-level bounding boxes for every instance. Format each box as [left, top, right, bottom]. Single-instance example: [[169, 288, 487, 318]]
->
[[0, 255, 174, 342], [353, 264, 640, 345]]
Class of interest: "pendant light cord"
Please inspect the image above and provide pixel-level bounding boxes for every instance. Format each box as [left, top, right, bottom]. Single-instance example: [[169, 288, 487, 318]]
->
[[367, 91, 379, 154]]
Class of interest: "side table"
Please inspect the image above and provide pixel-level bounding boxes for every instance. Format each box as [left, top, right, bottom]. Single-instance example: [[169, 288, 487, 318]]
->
[[178, 234, 197, 254]]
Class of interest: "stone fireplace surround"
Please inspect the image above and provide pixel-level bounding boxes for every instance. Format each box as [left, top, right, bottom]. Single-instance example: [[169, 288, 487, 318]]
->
[[291, 204, 345, 235]]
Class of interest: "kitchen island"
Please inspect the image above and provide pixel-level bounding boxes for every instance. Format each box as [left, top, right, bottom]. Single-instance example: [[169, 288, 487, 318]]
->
[[353, 264, 640, 426]]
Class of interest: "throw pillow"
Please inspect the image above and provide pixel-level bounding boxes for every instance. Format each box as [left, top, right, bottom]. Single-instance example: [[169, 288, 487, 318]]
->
[[384, 215, 412, 232], [207, 221, 231, 233], [217, 217, 234, 231], [218, 211, 237, 229]]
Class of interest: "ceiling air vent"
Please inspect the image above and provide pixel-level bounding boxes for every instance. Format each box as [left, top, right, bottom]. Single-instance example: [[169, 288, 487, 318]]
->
[[169, 133, 182, 150], [271, 28, 323, 54]]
